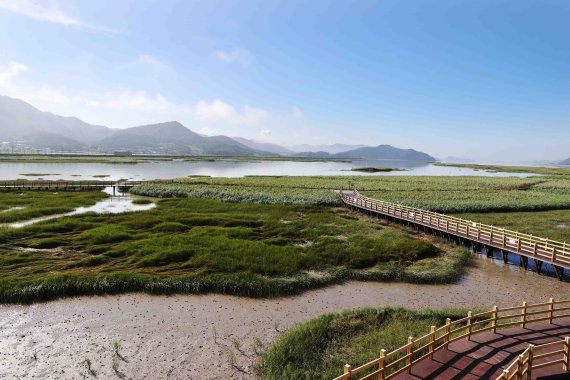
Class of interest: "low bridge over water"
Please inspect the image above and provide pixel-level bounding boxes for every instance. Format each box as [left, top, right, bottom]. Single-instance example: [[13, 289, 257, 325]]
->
[[341, 190, 570, 280], [0, 181, 149, 194]]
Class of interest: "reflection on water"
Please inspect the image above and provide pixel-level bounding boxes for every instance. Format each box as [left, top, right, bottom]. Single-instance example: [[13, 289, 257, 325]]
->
[[0, 160, 536, 181], [5, 187, 155, 228]]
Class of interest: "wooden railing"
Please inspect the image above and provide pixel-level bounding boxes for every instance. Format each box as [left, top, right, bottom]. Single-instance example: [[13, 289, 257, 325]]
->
[[340, 190, 570, 269], [0, 181, 148, 189], [497, 337, 570, 379], [333, 299, 570, 380]]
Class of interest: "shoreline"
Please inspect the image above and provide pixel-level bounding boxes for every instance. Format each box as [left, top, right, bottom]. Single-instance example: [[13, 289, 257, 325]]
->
[[1, 253, 568, 379]]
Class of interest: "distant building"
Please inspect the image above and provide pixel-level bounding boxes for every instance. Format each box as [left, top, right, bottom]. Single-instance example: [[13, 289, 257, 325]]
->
[[113, 151, 133, 156]]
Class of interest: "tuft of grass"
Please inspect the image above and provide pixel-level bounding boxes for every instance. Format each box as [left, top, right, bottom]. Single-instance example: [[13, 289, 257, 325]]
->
[[131, 198, 153, 205], [111, 356, 119, 374], [252, 337, 264, 356], [83, 358, 95, 376], [262, 307, 474, 380], [348, 167, 405, 173], [227, 351, 237, 368]]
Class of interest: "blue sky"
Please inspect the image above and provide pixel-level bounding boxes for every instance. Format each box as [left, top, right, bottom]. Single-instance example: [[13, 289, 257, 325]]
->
[[0, 0, 568, 161]]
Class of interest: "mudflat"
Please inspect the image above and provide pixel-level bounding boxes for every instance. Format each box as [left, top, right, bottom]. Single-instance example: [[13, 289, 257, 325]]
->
[[0, 255, 567, 380]]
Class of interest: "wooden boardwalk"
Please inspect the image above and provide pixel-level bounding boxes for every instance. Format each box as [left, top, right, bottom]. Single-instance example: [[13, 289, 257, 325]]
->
[[394, 319, 570, 380], [0, 181, 145, 192], [340, 190, 570, 279]]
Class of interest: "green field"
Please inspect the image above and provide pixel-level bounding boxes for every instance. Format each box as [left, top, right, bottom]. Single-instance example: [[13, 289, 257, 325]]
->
[[434, 163, 570, 176], [0, 194, 469, 303], [130, 174, 570, 213], [262, 307, 472, 380], [1, 172, 569, 304]]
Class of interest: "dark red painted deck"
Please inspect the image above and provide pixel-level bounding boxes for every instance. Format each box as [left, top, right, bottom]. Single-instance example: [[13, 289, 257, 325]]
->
[[393, 318, 570, 380]]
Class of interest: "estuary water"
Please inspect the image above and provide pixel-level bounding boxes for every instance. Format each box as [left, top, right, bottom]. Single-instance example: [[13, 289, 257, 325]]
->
[[3, 187, 155, 228], [0, 159, 534, 181]]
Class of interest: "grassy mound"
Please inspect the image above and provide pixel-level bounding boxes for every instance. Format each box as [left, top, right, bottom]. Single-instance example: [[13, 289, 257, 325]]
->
[[0, 197, 469, 303], [262, 307, 471, 380]]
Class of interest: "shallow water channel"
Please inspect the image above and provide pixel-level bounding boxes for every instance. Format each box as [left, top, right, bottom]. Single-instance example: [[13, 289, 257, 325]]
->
[[0, 160, 537, 181], [0, 252, 568, 380], [3, 186, 155, 228]]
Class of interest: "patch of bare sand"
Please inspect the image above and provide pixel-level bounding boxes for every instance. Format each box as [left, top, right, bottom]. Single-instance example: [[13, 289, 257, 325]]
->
[[0, 254, 568, 380]]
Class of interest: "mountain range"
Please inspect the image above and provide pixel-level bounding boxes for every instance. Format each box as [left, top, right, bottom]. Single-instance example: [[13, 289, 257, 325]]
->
[[561, 158, 570, 166], [0, 94, 438, 161]]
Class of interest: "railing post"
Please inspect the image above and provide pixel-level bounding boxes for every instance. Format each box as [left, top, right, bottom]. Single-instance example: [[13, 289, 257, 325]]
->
[[562, 337, 570, 371], [344, 364, 352, 380], [378, 349, 386, 380], [467, 311, 472, 340], [501, 368, 509, 380], [517, 354, 524, 379], [492, 305, 498, 333], [527, 345, 534, 380], [429, 325, 435, 359], [521, 302, 527, 328], [407, 336, 413, 373], [444, 318, 451, 349], [548, 298, 554, 324]]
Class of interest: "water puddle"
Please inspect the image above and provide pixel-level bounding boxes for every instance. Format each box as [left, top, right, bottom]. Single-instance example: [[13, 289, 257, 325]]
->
[[1, 206, 25, 213], [4, 186, 155, 228]]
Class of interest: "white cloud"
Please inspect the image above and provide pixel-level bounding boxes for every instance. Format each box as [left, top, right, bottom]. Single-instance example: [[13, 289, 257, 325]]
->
[[0, 0, 115, 32], [213, 48, 253, 67], [195, 99, 269, 127], [37, 86, 74, 105], [290, 106, 304, 120], [0, 62, 29, 85], [88, 90, 191, 114], [137, 54, 170, 72]]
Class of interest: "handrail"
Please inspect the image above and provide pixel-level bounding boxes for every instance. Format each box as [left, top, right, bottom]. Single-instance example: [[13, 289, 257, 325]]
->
[[332, 298, 570, 380], [496, 337, 570, 379], [340, 190, 570, 263]]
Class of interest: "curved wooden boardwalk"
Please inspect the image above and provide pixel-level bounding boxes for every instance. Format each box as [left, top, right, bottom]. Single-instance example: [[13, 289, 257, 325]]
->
[[394, 318, 570, 380], [340, 190, 570, 280]]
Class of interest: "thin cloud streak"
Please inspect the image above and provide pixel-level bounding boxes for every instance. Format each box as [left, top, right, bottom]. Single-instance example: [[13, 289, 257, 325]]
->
[[0, 0, 116, 32], [213, 48, 253, 67]]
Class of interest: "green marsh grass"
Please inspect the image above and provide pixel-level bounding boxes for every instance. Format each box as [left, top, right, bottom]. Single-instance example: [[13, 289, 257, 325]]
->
[[130, 174, 570, 212], [0, 196, 468, 303], [0, 191, 107, 223], [261, 307, 473, 380]]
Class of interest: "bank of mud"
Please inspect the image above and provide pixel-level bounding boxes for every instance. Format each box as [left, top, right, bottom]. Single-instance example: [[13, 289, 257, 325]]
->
[[0, 254, 568, 380]]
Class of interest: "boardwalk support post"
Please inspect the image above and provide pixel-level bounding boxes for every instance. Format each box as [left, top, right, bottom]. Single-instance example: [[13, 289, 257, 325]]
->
[[517, 354, 524, 378], [520, 256, 528, 270], [549, 298, 554, 324], [378, 349, 386, 380], [343, 364, 352, 379], [527, 345, 534, 380], [554, 265, 565, 281], [563, 337, 570, 371], [467, 311, 472, 340], [444, 318, 451, 349], [407, 336, 413, 373], [535, 259, 543, 275], [502, 250, 509, 263], [429, 326, 435, 360]]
